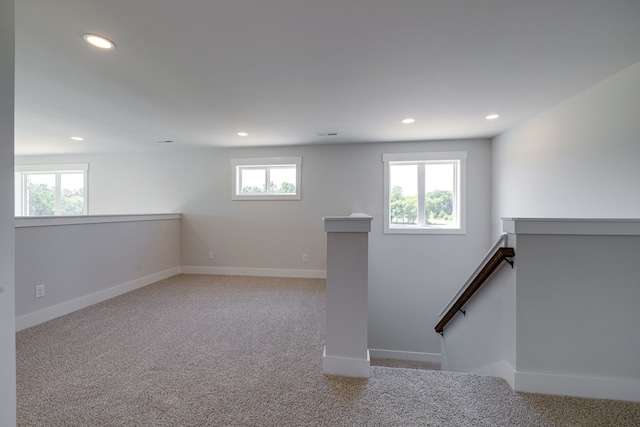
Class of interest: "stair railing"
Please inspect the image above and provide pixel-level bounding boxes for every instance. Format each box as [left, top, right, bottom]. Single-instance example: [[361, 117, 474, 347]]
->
[[435, 234, 515, 335]]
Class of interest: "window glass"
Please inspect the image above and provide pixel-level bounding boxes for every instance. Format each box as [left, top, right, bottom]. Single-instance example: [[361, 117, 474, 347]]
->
[[61, 173, 85, 215], [15, 164, 88, 216], [232, 157, 302, 200], [389, 164, 417, 225], [269, 166, 296, 194], [424, 163, 455, 227], [26, 174, 55, 216], [240, 168, 267, 194], [383, 152, 466, 234]]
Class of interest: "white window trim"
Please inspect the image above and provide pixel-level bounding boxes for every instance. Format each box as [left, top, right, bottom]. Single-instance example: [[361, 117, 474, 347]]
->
[[383, 151, 466, 235], [15, 163, 89, 216], [231, 156, 302, 201]]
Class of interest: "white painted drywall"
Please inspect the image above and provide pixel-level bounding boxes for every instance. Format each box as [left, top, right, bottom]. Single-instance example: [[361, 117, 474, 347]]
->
[[515, 232, 640, 394], [14, 151, 198, 215], [442, 219, 640, 401], [325, 231, 370, 360], [173, 140, 492, 359], [440, 240, 517, 386], [16, 139, 492, 359], [324, 216, 372, 377], [488, 56, 640, 401], [492, 61, 640, 238], [15, 216, 181, 325], [0, 0, 16, 424], [366, 141, 492, 358]]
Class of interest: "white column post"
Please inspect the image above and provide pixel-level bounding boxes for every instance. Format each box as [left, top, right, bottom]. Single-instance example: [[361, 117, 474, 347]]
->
[[322, 213, 372, 377]]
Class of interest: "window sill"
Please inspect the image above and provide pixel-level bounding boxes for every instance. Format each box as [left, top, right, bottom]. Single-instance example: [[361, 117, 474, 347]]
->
[[385, 225, 466, 235]]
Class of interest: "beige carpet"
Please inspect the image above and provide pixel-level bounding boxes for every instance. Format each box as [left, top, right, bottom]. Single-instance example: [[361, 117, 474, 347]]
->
[[16, 274, 640, 426]]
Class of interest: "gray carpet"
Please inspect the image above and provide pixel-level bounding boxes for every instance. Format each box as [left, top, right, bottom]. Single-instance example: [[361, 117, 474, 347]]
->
[[16, 274, 640, 426]]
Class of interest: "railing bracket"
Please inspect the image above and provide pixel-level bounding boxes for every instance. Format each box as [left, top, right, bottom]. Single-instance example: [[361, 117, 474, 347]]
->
[[505, 258, 514, 268], [438, 331, 443, 336], [458, 308, 466, 316]]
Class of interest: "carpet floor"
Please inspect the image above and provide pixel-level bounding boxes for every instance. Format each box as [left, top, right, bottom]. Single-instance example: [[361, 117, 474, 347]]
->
[[16, 274, 640, 426]]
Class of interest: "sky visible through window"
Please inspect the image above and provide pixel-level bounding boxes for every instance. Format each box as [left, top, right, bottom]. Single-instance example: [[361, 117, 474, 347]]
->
[[26, 173, 84, 191], [241, 166, 296, 193], [61, 173, 84, 192], [241, 169, 267, 191], [27, 173, 55, 188], [390, 163, 453, 195], [269, 168, 294, 189]]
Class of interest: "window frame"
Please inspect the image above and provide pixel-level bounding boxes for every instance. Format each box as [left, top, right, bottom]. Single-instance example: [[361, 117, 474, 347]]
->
[[15, 163, 89, 216], [231, 156, 302, 201], [383, 151, 466, 235]]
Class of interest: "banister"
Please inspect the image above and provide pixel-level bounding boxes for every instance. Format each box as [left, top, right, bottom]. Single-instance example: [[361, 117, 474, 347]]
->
[[438, 234, 508, 318], [435, 247, 515, 335]]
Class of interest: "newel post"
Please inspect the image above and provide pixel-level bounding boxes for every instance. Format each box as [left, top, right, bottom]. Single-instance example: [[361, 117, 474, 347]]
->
[[322, 213, 373, 377]]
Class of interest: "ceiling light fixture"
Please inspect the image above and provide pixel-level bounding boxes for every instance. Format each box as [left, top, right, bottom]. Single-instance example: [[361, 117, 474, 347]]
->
[[237, 132, 249, 137], [83, 33, 115, 50], [485, 114, 500, 120], [70, 136, 84, 141], [401, 118, 416, 124]]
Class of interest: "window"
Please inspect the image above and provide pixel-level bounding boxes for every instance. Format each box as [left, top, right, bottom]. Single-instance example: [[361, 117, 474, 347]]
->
[[383, 152, 466, 234], [15, 164, 88, 216], [231, 157, 302, 200]]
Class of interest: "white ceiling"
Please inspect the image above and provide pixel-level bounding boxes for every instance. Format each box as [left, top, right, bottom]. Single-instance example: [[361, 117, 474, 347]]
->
[[14, 0, 640, 155]]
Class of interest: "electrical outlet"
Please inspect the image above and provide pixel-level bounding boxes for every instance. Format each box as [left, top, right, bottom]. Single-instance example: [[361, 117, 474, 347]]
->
[[208, 251, 214, 260], [35, 284, 45, 298], [302, 254, 308, 262]]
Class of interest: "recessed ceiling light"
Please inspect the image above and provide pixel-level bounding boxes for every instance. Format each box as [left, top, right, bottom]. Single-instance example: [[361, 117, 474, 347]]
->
[[70, 136, 84, 141], [485, 114, 500, 120], [401, 118, 416, 124], [83, 34, 115, 50], [237, 132, 249, 137]]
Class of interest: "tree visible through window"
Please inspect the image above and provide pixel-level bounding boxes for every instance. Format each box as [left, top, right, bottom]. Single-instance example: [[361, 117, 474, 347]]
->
[[231, 157, 302, 200], [15, 165, 88, 216], [239, 166, 296, 195], [383, 152, 466, 234]]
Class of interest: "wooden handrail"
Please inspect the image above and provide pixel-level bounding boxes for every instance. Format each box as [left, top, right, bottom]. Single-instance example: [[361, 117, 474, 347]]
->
[[435, 247, 515, 335]]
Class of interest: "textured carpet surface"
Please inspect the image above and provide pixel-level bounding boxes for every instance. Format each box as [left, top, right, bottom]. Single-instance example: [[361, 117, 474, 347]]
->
[[16, 274, 640, 426]]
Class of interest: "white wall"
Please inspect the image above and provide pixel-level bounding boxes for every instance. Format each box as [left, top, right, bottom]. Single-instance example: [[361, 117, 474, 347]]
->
[[0, 0, 16, 424], [178, 140, 492, 359], [16, 138, 492, 359], [492, 61, 640, 237], [15, 151, 197, 215], [488, 62, 640, 401], [515, 232, 640, 400], [365, 141, 491, 358], [440, 237, 517, 386], [442, 219, 640, 402], [15, 215, 181, 330]]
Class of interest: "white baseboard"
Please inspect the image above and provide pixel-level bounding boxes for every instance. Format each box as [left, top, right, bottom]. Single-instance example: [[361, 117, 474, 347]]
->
[[468, 359, 640, 402], [15, 267, 181, 332], [368, 348, 441, 364], [514, 370, 640, 403], [323, 347, 370, 378], [16, 265, 322, 331], [472, 360, 516, 389], [180, 266, 326, 279]]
